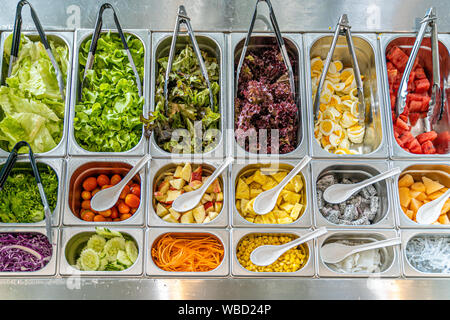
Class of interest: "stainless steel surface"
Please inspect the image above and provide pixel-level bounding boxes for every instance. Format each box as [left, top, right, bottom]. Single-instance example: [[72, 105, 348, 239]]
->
[[147, 159, 229, 228], [231, 160, 312, 228], [149, 32, 226, 159], [311, 160, 396, 228], [0, 31, 73, 158], [68, 29, 149, 156], [230, 33, 308, 159], [59, 227, 144, 276], [392, 161, 450, 228], [0, 158, 64, 227], [63, 157, 146, 226], [316, 229, 401, 277], [305, 33, 389, 158], [146, 228, 229, 277], [379, 33, 450, 159], [231, 228, 315, 277]]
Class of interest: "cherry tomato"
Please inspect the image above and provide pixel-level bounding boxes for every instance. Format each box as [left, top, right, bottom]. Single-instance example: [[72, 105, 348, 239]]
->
[[111, 207, 119, 219], [92, 188, 101, 196], [119, 185, 130, 200], [94, 215, 106, 222], [97, 174, 110, 187], [130, 207, 137, 214], [81, 191, 91, 200], [81, 211, 95, 221], [125, 194, 140, 208], [113, 218, 121, 222], [118, 202, 130, 214], [99, 209, 112, 217], [82, 177, 98, 191], [130, 185, 141, 197], [101, 184, 113, 190], [105, 217, 113, 222], [111, 174, 122, 186], [120, 213, 132, 221], [81, 200, 91, 210]]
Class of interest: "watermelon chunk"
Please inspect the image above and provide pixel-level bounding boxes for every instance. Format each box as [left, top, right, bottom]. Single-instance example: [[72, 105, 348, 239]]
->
[[406, 138, 420, 151], [434, 131, 450, 154], [409, 100, 422, 113], [387, 46, 409, 72], [409, 143, 422, 154], [399, 131, 414, 146], [399, 114, 408, 122], [415, 78, 430, 93], [409, 113, 420, 126], [421, 95, 431, 112], [417, 131, 438, 144], [395, 117, 410, 132], [421, 140, 436, 154], [414, 67, 426, 79]]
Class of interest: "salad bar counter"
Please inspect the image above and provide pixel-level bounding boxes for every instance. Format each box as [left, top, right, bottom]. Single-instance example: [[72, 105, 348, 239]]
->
[[0, 0, 449, 300]]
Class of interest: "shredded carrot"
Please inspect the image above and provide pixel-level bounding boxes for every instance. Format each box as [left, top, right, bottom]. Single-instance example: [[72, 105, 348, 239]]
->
[[151, 233, 224, 272]]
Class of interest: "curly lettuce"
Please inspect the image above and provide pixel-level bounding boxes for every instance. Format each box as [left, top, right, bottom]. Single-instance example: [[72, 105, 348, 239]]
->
[[0, 35, 68, 153], [74, 32, 144, 152]]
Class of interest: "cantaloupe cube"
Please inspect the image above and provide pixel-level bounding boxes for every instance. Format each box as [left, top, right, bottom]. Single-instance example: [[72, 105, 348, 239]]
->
[[409, 190, 421, 199], [438, 214, 450, 225], [399, 187, 412, 208], [416, 192, 428, 202], [442, 199, 450, 214], [409, 198, 423, 213], [410, 182, 426, 193], [398, 174, 414, 187], [422, 176, 444, 195], [428, 191, 445, 200], [405, 209, 414, 220]]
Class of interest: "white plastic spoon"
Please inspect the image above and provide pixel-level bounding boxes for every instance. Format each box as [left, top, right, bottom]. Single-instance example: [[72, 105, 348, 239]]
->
[[416, 188, 450, 225], [250, 227, 327, 267], [320, 237, 401, 264], [253, 155, 311, 215], [90, 154, 151, 212], [323, 167, 401, 204], [171, 157, 234, 212]]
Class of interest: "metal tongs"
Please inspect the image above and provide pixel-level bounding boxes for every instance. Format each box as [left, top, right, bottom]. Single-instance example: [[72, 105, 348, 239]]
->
[[235, 0, 295, 101], [163, 5, 214, 114], [313, 14, 366, 126], [395, 7, 443, 132], [8, 0, 65, 100], [80, 3, 142, 99], [0, 141, 53, 243]]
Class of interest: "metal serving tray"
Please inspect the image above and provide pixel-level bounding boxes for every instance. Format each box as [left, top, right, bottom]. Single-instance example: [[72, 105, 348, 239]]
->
[[378, 33, 450, 159], [149, 32, 226, 159], [0, 158, 64, 227], [59, 226, 144, 277], [401, 229, 450, 278], [392, 161, 450, 228], [304, 33, 389, 158], [0, 227, 58, 277], [229, 33, 308, 159], [68, 29, 150, 157], [316, 229, 401, 278], [146, 228, 229, 277], [63, 157, 146, 226], [311, 160, 396, 229], [230, 159, 312, 228], [147, 159, 229, 228], [0, 31, 73, 158], [231, 228, 315, 277]]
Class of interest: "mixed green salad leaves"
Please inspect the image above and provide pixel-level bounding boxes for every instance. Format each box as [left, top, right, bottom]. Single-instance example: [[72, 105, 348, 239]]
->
[[0, 35, 68, 153], [0, 165, 58, 223], [74, 32, 145, 152], [141, 45, 220, 153]]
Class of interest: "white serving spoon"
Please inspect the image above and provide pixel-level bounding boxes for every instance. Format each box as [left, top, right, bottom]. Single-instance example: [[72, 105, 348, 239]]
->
[[252, 155, 311, 215], [250, 227, 327, 267], [90, 154, 151, 212], [171, 157, 234, 212], [323, 167, 401, 204], [320, 237, 401, 264], [416, 188, 450, 225]]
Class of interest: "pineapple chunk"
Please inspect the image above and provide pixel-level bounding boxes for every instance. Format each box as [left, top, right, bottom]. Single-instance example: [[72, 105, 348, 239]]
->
[[254, 216, 264, 224], [271, 171, 287, 183], [245, 217, 255, 223], [183, 185, 194, 192], [398, 174, 414, 187], [262, 213, 277, 224], [252, 170, 267, 185], [281, 190, 301, 205], [279, 202, 295, 213], [250, 188, 263, 198], [410, 182, 426, 193], [283, 181, 296, 192], [398, 187, 412, 208], [156, 203, 169, 217], [180, 211, 194, 223], [278, 216, 294, 224], [290, 203, 303, 220], [173, 165, 183, 178], [261, 177, 277, 191], [240, 199, 249, 214], [180, 163, 192, 182], [290, 175, 304, 193], [245, 175, 255, 185], [193, 205, 206, 223], [245, 198, 256, 215], [236, 178, 250, 200], [422, 176, 444, 195]]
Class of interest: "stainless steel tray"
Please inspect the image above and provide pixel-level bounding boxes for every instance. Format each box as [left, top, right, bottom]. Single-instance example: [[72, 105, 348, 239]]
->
[[68, 29, 150, 157], [0, 31, 73, 158]]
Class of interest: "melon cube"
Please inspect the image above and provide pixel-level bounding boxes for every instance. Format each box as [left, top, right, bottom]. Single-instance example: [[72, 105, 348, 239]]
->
[[405, 209, 414, 220], [438, 214, 450, 225], [398, 187, 412, 208], [409, 190, 421, 199], [416, 192, 428, 202], [398, 174, 414, 187], [428, 191, 444, 201], [409, 198, 423, 213], [410, 182, 426, 193], [422, 176, 444, 195]]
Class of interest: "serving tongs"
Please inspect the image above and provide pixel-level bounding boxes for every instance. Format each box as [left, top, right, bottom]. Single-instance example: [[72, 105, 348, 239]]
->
[[163, 5, 214, 115], [0, 141, 53, 243], [8, 0, 65, 101], [313, 14, 366, 126], [80, 3, 142, 100], [235, 0, 295, 101], [395, 7, 444, 132]]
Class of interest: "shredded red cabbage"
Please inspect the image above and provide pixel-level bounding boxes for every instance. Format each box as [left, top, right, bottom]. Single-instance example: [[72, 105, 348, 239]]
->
[[0, 233, 52, 272]]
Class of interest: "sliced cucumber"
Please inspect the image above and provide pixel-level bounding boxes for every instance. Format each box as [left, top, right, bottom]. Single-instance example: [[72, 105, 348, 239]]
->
[[95, 227, 123, 239], [105, 261, 125, 271], [117, 250, 132, 267], [98, 258, 108, 271], [125, 240, 138, 264], [79, 248, 100, 271], [75, 257, 82, 270], [104, 237, 126, 262], [87, 234, 106, 253]]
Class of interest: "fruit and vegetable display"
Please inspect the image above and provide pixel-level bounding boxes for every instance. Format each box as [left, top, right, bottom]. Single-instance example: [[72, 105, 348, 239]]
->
[[386, 45, 449, 155], [74, 32, 145, 152], [405, 235, 450, 273], [0, 34, 68, 153], [77, 173, 141, 222], [153, 163, 223, 224], [0, 232, 52, 272], [235, 168, 305, 224], [236, 234, 308, 272], [311, 57, 366, 155], [143, 45, 220, 153], [151, 233, 224, 272], [316, 173, 380, 225], [73, 227, 138, 271], [234, 46, 298, 154], [397, 173, 450, 224], [0, 165, 58, 223]]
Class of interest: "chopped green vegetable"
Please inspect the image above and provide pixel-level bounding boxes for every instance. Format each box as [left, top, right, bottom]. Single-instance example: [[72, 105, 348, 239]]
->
[[74, 32, 145, 152], [0, 165, 58, 223], [0, 35, 68, 153]]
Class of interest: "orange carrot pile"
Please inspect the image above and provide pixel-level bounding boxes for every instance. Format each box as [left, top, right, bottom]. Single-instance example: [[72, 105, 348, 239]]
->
[[151, 233, 224, 272]]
